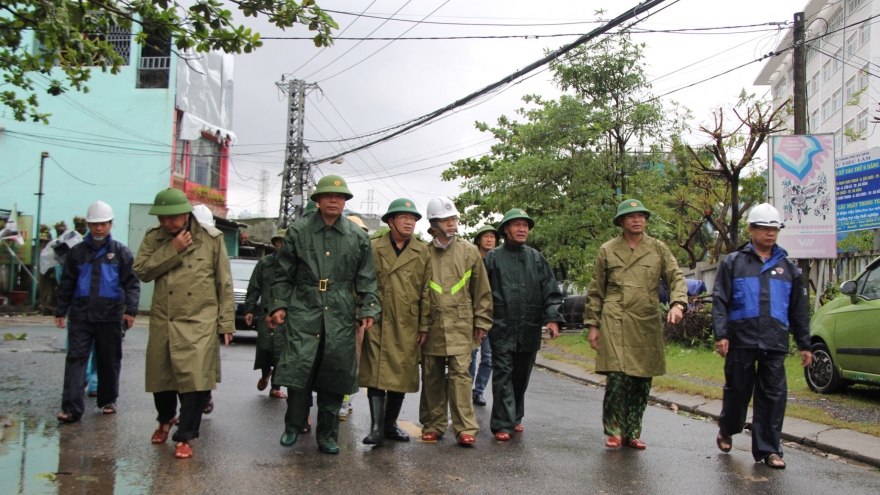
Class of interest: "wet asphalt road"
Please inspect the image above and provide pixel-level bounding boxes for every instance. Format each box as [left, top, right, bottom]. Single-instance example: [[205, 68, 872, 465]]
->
[[2, 321, 880, 495]]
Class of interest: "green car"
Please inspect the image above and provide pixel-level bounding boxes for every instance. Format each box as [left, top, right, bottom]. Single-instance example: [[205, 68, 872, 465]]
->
[[806, 264, 880, 393]]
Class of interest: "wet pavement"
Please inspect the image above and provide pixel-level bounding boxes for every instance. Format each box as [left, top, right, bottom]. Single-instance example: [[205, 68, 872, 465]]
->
[[3, 319, 880, 494]]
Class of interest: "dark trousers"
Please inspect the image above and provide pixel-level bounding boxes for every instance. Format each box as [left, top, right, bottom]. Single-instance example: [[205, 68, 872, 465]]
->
[[154, 390, 210, 442], [469, 336, 492, 396], [260, 365, 281, 390], [490, 349, 537, 434], [283, 333, 343, 446], [719, 348, 788, 461], [61, 320, 123, 419]]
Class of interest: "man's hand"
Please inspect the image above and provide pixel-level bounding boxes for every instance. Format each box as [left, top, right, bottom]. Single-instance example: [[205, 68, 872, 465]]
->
[[358, 317, 375, 332], [667, 304, 684, 325], [417, 331, 428, 346], [715, 339, 729, 358], [223, 333, 233, 347], [265, 315, 274, 329], [546, 322, 560, 340], [800, 350, 813, 367], [271, 309, 287, 327], [172, 229, 192, 253], [55, 317, 66, 329], [474, 327, 487, 344], [245, 313, 253, 326], [122, 314, 135, 329], [588, 325, 599, 350]]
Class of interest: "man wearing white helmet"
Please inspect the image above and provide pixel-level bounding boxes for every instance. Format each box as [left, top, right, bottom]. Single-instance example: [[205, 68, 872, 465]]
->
[[712, 202, 812, 469], [419, 196, 493, 446], [56, 201, 141, 423]]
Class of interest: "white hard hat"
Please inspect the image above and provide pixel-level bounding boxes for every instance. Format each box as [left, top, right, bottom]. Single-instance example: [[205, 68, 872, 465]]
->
[[192, 204, 215, 227], [85, 201, 114, 223], [426, 196, 460, 221], [747, 203, 784, 229]]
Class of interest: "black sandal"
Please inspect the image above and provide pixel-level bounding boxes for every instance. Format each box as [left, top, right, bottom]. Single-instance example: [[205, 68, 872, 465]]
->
[[764, 454, 786, 469], [716, 431, 732, 453], [57, 412, 79, 423], [203, 399, 214, 415], [102, 403, 117, 415]]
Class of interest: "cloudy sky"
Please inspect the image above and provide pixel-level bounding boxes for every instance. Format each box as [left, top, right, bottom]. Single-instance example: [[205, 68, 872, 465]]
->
[[227, 0, 805, 233]]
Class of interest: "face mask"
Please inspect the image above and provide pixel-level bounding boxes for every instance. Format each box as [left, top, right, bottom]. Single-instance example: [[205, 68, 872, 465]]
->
[[92, 235, 105, 242]]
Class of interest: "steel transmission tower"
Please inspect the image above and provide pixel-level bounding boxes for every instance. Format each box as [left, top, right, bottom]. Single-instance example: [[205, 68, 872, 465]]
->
[[257, 169, 269, 217], [361, 189, 379, 215], [277, 78, 319, 227]]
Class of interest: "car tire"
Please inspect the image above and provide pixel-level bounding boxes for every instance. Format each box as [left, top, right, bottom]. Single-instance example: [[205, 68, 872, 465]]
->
[[805, 342, 844, 394]]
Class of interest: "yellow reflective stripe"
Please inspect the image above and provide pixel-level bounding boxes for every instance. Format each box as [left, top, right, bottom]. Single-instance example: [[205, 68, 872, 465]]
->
[[450, 270, 472, 295], [429, 280, 443, 294]]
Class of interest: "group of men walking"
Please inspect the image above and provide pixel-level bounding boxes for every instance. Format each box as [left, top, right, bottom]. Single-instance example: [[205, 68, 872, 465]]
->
[[53, 175, 813, 469]]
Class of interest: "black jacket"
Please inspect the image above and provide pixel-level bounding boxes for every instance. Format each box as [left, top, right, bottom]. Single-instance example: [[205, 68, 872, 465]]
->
[[56, 234, 140, 322], [712, 242, 810, 353]]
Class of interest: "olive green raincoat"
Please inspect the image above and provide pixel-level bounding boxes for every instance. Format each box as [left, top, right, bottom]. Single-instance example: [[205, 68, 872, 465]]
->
[[244, 253, 281, 370], [269, 213, 380, 395], [422, 237, 493, 356], [583, 234, 687, 377], [134, 220, 235, 393], [358, 233, 432, 393]]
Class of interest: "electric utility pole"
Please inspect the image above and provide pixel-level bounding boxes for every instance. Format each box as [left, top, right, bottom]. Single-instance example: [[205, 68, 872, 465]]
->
[[793, 12, 806, 135], [277, 78, 318, 227]]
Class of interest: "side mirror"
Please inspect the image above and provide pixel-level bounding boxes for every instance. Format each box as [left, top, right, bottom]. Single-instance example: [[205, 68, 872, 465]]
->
[[840, 280, 857, 296]]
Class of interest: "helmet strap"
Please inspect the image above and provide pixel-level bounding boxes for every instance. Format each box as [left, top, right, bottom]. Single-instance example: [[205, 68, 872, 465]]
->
[[429, 219, 456, 240]]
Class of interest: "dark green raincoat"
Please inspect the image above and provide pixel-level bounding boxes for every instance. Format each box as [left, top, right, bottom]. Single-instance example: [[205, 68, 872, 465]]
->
[[269, 213, 380, 395], [244, 253, 281, 370], [484, 243, 565, 352]]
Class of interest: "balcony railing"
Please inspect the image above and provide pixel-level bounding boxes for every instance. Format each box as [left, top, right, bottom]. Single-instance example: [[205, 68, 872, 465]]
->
[[137, 56, 170, 88]]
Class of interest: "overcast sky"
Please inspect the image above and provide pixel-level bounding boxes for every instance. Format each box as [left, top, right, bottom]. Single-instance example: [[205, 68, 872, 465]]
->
[[227, 0, 805, 233]]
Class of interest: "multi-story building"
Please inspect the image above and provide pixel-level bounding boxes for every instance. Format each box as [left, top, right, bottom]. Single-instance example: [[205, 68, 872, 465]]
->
[[755, 0, 876, 156], [0, 22, 236, 248]]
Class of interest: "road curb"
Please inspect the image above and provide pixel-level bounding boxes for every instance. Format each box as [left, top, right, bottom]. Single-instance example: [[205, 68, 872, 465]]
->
[[535, 353, 880, 468]]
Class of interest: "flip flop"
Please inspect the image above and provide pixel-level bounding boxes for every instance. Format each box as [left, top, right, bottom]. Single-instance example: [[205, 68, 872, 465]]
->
[[716, 432, 732, 453], [102, 403, 117, 415], [764, 454, 786, 469]]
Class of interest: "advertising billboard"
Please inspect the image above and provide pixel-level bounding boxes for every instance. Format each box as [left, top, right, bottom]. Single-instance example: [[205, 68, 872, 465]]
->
[[0, 214, 33, 265], [835, 148, 880, 233], [770, 135, 837, 258]]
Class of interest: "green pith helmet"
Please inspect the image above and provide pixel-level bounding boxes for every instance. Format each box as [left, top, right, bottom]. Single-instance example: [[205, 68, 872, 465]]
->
[[310, 175, 353, 201], [382, 198, 422, 223], [613, 199, 651, 226], [304, 200, 318, 216], [473, 224, 499, 245], [271, 229, 286, 243], [148, 188, 193, 216], [498, 208, 534, 233]]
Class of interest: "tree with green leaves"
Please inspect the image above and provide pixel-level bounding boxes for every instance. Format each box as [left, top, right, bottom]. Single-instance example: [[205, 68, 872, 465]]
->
[[1, 0, 336, 123], [442, 32, 679, 286]]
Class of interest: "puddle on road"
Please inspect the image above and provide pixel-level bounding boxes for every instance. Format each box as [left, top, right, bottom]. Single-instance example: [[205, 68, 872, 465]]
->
[[0, 416, 149, 495]]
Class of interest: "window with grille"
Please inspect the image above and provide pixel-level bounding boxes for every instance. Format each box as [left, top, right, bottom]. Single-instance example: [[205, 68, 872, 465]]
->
[[188, 137, 221, 189], [137, 29, 171, 89], [173, 137, 187, 175]]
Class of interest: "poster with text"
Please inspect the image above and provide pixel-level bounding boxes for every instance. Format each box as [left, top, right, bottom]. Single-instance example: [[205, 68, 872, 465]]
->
[[771, 135, 836, 258], [835, 148, 880, 233]]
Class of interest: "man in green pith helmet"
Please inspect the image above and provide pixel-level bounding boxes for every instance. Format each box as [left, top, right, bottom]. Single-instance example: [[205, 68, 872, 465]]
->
[[133, 188, 235, 460], [244, 230, 288, 399], [583, 199, 687, 450], [304, 199, 318, 217], [358, 198, 432, 445], [269, 175, 380, 454], [419, 196, 493, 446], [485, 209, 564, 441], [469, 224, 499, 407]]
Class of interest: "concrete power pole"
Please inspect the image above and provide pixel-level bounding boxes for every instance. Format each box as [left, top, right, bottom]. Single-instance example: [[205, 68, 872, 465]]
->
[[277, 78, 318, 227], [793, 12, 806, 135]]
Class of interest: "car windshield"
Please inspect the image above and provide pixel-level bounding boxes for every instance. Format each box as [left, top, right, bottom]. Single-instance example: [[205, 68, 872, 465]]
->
[[229, 260, 257, 283]]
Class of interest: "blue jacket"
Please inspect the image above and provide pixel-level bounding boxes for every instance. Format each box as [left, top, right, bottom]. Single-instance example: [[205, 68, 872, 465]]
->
[[712, 242, 810, 353], [56, 234, 140, 322]]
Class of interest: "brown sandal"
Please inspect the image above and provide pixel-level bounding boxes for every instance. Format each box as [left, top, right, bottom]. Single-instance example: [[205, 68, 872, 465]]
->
[[717, 431, 732, 453], [174, 441, 193, 459], [764, 454, 786, 469], [151, 418, 178, 444], [605, 435, 622, 448], [626, 438, 646, 450]]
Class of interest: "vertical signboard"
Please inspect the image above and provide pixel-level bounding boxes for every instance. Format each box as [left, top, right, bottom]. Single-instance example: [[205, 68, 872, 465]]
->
[[770, 135, 837, 258], [835, 148, 880, 232], [0, 215, 33, 265]]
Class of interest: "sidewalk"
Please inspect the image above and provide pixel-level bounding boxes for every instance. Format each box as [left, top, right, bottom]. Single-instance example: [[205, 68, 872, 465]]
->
[[535, 353, 880, 468]]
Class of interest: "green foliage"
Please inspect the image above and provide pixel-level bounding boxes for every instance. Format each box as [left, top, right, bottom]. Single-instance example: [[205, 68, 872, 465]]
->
[[838, 230, 874, 252], [0, 1, 337, 123]]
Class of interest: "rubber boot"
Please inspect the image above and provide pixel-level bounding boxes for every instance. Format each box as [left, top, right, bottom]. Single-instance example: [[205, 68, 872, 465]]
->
[[384, 392, 410, 442], [363, 395, 386, 445], [316, 392, 342, 454]]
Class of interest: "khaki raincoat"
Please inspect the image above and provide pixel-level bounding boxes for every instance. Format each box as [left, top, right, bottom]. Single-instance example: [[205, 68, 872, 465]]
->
[[269, 213, 380, 395], [583, 234, 687, 377], [358, 233, 432, 393], [134, 220, 234, 393], [422, 237, 493, 356], [244, 253, 281, 369]]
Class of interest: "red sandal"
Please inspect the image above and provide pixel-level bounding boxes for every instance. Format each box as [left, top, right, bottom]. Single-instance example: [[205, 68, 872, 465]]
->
[[151, 418, 178, 444], [174, 441, 193, 459], [605, 435, 622, 448]]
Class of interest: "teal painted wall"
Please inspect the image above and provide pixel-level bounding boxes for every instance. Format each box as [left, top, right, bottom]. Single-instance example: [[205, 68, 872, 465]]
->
[[0, 30, 177, 248]]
